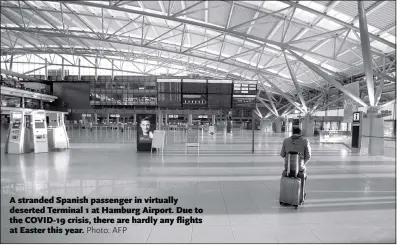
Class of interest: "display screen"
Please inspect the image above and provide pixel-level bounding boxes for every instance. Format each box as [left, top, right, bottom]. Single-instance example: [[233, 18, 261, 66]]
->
[[182, 94, 207, 108], [232, 95, 256, 108], [208, 80, 232, 94], [157, 93, 181, 108], [182, 79, 207, 94], [157, 79, 181, 93], [233, 81, 257, 95], [208, 94, 231, 108], [12, 122, 21, 129], [35, 122, 46, 129], [12, 113, 22, 119]]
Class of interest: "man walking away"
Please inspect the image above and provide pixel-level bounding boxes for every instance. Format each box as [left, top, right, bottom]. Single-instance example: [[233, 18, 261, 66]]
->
[[280, 127, 311, 201]]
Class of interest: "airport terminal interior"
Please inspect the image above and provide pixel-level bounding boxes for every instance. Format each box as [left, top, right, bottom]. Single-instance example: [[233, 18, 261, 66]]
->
[[0, 0, 396, 243]]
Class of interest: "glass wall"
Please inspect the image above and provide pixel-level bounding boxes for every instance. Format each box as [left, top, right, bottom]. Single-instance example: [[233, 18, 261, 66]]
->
[[89, 76, 157, 107], [1, 95, 21, 108], [384, 120, 396, 138], [24, 98, 41, 109]]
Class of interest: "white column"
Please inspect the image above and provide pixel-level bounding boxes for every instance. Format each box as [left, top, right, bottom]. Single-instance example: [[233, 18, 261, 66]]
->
[[366, 107, 384, 155], [61, 58, 65, 80], [302, 114, 315, 137], [275, 117, 283, 133], [45, 58, 48, 80], [78, 58, 81, 81], [95, 57, 98, 81], [188, 114, 193, 125]]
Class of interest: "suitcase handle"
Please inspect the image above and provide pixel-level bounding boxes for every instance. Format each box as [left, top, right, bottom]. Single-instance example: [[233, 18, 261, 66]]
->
[[287, 153, 299, 178]]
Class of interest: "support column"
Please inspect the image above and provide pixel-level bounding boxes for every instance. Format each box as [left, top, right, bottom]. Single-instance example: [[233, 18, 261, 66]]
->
[[358, 1, 375, 106], [116, 116, 119, 124], [78, 58, 81, 81], [45, 58, 48, 80], [61, 58, 65, 80], [94, 114, 98, 124], [165, 114, 168, 125], [158, 111, 163, 129], [107, 113, 110, 125], [302, 114, 315, 137], [260, 119, 271, 132], [111, 60, 114, 81], [188, 114, 193, 125], [133, 114, 137, 124], [21, 97, 25, 108], [275, 117, 283, 133], [95, 57, 98, 81], [252, 111, 255, 153], [212, 114, 216, 125], [366, 107, 384, 155], [10, 54, 14, 71]]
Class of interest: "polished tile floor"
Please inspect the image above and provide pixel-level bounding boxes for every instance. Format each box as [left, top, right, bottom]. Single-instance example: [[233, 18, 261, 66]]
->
[[1, 127, 396, 243]]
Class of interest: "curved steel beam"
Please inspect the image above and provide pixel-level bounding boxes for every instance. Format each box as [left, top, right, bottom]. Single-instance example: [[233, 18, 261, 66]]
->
[[54, 1, 392, 54], [0, 26, 321, 92]]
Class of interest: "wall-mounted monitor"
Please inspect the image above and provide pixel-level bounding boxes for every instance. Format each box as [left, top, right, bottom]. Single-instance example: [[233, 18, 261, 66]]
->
[[157, 78, 181, 93], [182, 79, 207, 94], [233, 80, 257, 95], [157, 93, 181, 108], [182, 94, 207, 108], [208, 94, 232, 108], [208, 80, 232, 94], [232, 94, 256, 108]]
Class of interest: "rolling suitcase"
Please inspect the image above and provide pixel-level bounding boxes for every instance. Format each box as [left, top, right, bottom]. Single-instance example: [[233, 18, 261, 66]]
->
[[279, 152, 302, 209]]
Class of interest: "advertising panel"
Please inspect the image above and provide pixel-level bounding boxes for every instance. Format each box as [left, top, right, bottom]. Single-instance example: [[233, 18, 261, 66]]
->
[[136, 114, 157, 151]]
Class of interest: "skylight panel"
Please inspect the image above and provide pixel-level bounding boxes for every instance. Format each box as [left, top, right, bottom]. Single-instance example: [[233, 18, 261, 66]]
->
[[244, 1, 262, 7], [266, 44, 281, 51], [87, 6, 102, 15], [225, 35, 244, 44], [263, 47, 279, 55], [236, 58, 250, 64], [371, 41, 395, 54], [303, 55, 321, 65], [322, 63, 339, 73], [316, 19, 343, 31], [263, 1, 290, 12], [327, 9, 353, 23], [299, 1, 326, 12], [380, 33, 396, 44], [46, 2, 60, 10], [294, 9, 317, 23], [68, 4, 88, 13]]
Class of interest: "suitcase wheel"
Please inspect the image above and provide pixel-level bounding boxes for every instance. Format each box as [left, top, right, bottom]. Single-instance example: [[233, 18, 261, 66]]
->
[[294, 205, 298, 209], [279, 202, 285, 206]]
